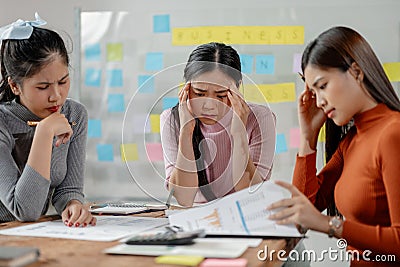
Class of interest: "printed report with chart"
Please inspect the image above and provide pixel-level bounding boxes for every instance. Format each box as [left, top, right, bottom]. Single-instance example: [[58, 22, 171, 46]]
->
[[169, 181, 303, 238]]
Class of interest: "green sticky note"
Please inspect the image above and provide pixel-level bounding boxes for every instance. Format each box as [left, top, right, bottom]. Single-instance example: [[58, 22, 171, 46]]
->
[[155, 255, 204, 266], [107, 43, 123, 62]]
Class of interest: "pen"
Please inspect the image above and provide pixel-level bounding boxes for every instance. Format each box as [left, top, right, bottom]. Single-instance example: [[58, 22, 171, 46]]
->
[[89, 204, 107, 210], [27, 120, 77, 127], [298, 72, 305, 82], [165, 188, 174, 209]]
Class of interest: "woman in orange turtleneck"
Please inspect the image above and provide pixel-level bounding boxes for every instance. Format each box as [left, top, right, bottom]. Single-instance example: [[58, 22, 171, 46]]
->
[[268, 26, 400, 266]]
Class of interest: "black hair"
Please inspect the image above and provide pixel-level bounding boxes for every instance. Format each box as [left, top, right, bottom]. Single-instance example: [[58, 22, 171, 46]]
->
[[0, 26, 69, 102], [171, 42, 242, 200], [301, 26, 400, 215]]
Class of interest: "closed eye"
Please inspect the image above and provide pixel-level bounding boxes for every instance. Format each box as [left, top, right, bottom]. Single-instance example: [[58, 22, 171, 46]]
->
[[319, 83, 327, 90], [37, 85, 50, 90]]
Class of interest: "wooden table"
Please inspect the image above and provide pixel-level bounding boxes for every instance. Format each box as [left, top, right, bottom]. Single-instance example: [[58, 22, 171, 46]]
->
[[0, 212, 300, 267]]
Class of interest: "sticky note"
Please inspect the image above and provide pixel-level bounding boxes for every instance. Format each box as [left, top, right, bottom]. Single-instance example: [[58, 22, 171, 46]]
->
[[107, 69, 123, 87], [172, 26, 304, 45], [97, 144, 114, 162], [150, 114, 160, 133], [275, 134, 288, 154], [153, 14, 170, 33], [289, 127, 300, 148], [85, 68, 101, 87], [145, 52, 164, 71], [146, 143, 164, 162], [292, 53, 302, 73], [318, 124, 326, 142], [383, 62, 400, 82], [120, 143, 139, 162], [256, 55, 275, 74], [138, 75, 155, 93], [107, 43, 123, 62], [155, 255, 204, 266], [243, 83, 296, 103], [239, 54, 253, 74], [88, 119, 102, 138], [108, 94, 125, 112], [85, 43, 101, 61], [199, 258, 248, 267], [162, 97, 179, 110], [131, 115, 151, 133]]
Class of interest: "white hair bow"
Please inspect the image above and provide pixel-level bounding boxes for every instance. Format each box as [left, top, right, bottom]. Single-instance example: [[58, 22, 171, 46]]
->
[[0, 12, 47, 40]]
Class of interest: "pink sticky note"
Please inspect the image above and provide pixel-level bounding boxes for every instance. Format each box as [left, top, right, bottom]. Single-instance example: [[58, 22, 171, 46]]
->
[[292, 53, 302, 73], [289, 127, 301, 148], [146, 143, 164, 162], [199, 258, 248, 267]]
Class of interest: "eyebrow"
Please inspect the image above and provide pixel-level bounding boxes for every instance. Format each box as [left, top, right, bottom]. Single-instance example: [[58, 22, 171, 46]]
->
[[192, 87, 228, 93], [36, 73, 69, 85], [312, 77, 324, 88]]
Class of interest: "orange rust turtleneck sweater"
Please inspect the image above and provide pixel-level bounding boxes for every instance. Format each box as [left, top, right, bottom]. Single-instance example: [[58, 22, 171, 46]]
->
[[293, 103, 400, 266]]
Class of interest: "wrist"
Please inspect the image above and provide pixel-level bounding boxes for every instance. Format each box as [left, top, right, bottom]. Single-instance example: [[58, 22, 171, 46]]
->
[[328, 216, 344, 238]]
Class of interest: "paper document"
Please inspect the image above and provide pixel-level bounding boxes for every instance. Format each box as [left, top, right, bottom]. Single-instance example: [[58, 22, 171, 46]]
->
[[105, 238, 249, 258], [169, 181, 303, 237], [0, 216, 168, 241]]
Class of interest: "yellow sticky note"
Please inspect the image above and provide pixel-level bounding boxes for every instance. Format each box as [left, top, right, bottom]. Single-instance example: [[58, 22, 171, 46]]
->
[[107, 43, 123, 62], [260, 83, 296, 103], [383, 62, 400, 82], [318, 124, 326, 143], [243, 84, 268, 103], [172, 26, 304, 45], [120, 143, 139, 162], [150, 114, 161, 133], [155, 255, 204, 266]]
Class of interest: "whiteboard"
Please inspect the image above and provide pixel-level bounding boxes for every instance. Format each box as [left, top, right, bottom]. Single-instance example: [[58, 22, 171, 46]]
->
[[78, 1, 400, 202]]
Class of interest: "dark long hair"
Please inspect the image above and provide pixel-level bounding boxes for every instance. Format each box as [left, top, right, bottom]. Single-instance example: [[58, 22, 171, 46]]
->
[[171, 42, 242, 200], [0, 27, 69, 102], [301, 26, 400, 215]]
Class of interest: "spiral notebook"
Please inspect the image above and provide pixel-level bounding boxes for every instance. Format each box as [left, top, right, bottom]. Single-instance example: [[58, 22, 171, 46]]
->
[[90, 190, 173, 215], [89, 202, 168, 215]]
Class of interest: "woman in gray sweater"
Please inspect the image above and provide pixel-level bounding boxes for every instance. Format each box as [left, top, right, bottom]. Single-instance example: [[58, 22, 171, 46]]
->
[[0, 13, 96, 227]]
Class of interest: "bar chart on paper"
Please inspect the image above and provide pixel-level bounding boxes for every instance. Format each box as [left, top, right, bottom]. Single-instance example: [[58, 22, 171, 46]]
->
[[169, 181, 303, 237]]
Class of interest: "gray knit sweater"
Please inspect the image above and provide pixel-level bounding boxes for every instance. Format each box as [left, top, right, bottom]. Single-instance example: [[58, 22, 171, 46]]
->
[[0, 98, 87, 222]]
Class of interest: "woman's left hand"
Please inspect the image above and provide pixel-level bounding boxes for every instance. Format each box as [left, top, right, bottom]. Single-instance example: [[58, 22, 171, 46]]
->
[[227, 88, 250, 135], [62, 200, 97, 227], [267, 181, 328, 233]]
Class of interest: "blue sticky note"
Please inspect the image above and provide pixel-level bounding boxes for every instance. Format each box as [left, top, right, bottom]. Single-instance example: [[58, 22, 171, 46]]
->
[[96, 144, 114, 162], [256, 55, 275, 74], [88, 119, 102, 138], [108, 94, 125, 112], [162, 97, 179, 110], [107, 69, 123, 87], [275, 134, 288, 154], [138, 75, 155, 93], [153, 14, 170, 33], [145, 52, 164, 71], [239, 54, 254, 74], [85, 68, 101, 87], [85, 43, 101, 61]]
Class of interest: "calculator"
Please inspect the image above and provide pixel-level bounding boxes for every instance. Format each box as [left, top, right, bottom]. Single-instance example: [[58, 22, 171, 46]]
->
[[125, 229, 205, 246]]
